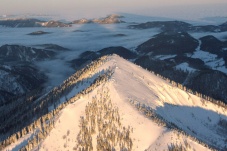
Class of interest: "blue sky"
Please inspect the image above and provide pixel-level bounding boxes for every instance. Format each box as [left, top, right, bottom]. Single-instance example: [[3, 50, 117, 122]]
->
[[0, 0, 227, 19]]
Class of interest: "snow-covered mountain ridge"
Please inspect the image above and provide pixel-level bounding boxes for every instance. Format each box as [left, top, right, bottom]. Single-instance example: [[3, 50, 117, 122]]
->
[[2, 55, 227, 151], [71, 14, 125, 24], [0, 14, 124, 28], [1, 14, 227, 105], [0, 18, 71, 27]]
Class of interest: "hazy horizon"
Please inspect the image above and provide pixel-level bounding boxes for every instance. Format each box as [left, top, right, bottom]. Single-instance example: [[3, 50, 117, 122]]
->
[[0, 1, 227, 20]]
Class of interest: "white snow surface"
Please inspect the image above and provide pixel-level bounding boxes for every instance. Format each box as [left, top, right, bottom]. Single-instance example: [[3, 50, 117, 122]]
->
[[193, 51, 227, 74], [155, 55, 177, 60], [6, 55, 227, 151], [189, 39, 227, 74], [175, 62, 197, 73]]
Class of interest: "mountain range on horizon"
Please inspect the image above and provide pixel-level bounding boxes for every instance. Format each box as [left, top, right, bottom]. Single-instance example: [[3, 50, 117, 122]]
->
[[0, 13, 227, 151]]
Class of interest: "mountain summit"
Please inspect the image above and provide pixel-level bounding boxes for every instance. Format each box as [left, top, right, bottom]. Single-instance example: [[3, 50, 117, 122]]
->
[[1, 55, 227, 151]]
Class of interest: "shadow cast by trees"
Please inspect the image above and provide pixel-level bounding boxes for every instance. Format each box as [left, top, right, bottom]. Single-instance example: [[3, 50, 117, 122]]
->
[[129, 98, 227, 151], [155, 103, 227, 151]]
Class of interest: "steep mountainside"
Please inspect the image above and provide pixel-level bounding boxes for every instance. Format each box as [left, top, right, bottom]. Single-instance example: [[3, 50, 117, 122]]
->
[[0, 44, 68, 104], [0, 44, 56, 62], [0, 65, 46, 104], [2, 55, 227, 151]]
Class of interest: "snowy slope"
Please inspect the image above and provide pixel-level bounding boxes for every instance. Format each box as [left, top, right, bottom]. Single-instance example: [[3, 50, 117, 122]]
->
[[4, 55, 227, 151], [190, 40, 227, 74]]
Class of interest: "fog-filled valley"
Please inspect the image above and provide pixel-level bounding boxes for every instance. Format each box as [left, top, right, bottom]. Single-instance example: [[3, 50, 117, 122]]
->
[[1, 4, 227, 150]]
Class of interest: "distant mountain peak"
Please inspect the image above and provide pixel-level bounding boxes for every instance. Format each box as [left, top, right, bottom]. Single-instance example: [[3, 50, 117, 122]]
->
[[71, 14, 125, 24], [0, 18, 71, 27]]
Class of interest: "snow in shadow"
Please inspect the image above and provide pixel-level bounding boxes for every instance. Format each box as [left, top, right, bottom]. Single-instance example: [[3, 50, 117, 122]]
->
[[156, 103, 227, 150]]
